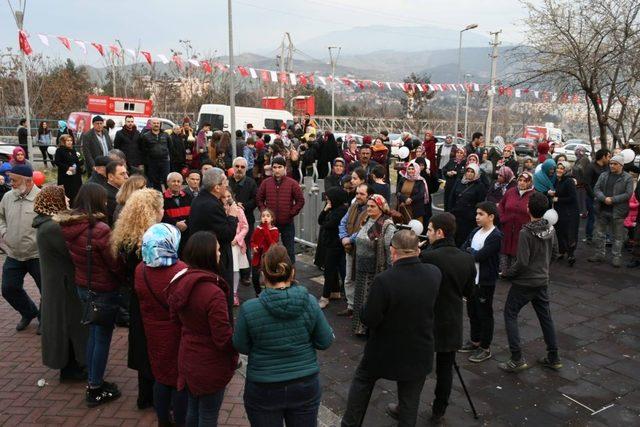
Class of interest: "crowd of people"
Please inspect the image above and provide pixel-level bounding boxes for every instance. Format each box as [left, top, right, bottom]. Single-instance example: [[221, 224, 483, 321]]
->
[[1, 115, 639, 426]]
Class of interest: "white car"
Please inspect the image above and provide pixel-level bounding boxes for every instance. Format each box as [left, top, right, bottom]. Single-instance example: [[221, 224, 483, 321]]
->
[[0, 141, 19, 162], [333, 133, 363, 150], [554, 141, 592, 162]]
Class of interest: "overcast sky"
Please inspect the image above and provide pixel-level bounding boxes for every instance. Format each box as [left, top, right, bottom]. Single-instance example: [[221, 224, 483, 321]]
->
[[1, 0, 536, 67]]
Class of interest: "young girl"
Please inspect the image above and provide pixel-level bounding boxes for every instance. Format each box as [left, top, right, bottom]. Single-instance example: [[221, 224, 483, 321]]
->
[[224, 190, 249, 306], [250, 209, 280, 296]]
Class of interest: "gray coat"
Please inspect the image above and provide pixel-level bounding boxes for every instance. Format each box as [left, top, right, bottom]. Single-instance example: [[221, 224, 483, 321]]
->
[[81, 129, 113, 174], [593, 170, 634, 219], [34, 214, 88, 369]]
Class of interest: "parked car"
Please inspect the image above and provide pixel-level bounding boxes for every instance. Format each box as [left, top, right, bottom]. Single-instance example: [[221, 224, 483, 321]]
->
[[554, 141, 592, 162], [513, 137, 537, 157], [0, 140, 19, 162], [334, 132, 363, 150]]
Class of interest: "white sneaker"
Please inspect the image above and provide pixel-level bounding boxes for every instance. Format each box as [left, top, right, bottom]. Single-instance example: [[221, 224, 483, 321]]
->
[[318, 297, 330, 309]]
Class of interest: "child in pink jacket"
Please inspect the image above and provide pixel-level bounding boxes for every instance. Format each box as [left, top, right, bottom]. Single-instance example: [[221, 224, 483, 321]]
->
[[224, 190, 249, 306]]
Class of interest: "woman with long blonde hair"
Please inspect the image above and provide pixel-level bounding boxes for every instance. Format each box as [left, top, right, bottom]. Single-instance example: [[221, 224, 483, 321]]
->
[[111, 188, 165, 409], [113, 174, 147, 223]]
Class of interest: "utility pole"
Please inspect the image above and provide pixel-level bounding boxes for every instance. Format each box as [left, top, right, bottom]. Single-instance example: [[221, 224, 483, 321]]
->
[[278, 33, 294, 100], [110, 49, 117, 96], [278, 35, 286, 99], [485, 30, 501, 145], [328, 46, 341, 132], [116, 39, 127, 97], [227, 0, 237, 158], [8, 0, 33, 159], [454, 24, 478, 141], [463, 73, 472, 142]]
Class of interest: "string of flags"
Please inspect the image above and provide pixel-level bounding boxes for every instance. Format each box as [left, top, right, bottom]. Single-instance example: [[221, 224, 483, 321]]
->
[[17, 30, 590, 104]]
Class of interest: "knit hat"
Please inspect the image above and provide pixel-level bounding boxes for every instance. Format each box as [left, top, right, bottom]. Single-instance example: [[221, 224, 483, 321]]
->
[[271, 156, 286, 167], [92, 115, 104, 123], [8, 164, 32, 177], [610, 154, 625, 165]]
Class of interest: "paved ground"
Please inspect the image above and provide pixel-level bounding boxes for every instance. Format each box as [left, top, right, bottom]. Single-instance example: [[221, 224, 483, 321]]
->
[[0, 231, 639, 426]]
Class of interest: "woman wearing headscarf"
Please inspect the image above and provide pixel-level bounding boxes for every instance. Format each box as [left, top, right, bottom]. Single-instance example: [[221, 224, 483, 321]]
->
[[57, 120, 75, 145], [537, 141, 551, 164], [324, 157, 347, 191], [318, 187, 349, 309], [553, 161, 579, 266], [342, 137, 359, 172], [479, 148, 494, 179], [135, 223, 188, 426], [442, 147, 467, 212], [495, 144, 519, 178], [449, 163, 488, 246], [486, 166, 516, 204], [317, 131, 340, 179], [396, 160, 428, 223], [353, 194, 396, 336], [467, 153, 490, 188], [9, 146, 32, 167], [498, 171, 535, 273], [34, 185, 88, 381], [534, 158, 557, 205], [414, 157, 434, 222]]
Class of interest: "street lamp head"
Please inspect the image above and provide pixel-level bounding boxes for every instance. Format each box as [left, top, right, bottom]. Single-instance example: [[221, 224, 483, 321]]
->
[[464, 23, 478, 31]]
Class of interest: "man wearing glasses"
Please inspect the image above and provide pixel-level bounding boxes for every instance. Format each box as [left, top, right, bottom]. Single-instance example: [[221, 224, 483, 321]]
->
[[230, 157, 258, 284]]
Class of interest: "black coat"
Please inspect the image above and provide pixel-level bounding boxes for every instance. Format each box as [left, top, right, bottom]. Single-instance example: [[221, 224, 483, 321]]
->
[[449, 179, 487, 246], [396, 177, 426, 218], [462, 227, 503, 285], [420, 238, 475, 352], [361, 257, 441, 380], [229, 176, 258, 228], [317, 137, 340, 179], [105, 182, 119, 227], [81, 129, 113, 175], [318, 204, 348, 249], [54, 146, 83, 203], [114, 128, 143, 167], [554, 176, 580, 253], [169, 133, 187, 172], [442, 159, 466, 211]]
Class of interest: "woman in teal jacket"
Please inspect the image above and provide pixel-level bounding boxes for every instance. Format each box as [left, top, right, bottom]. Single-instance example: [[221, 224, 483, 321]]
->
[[233, 245, 334, 426]]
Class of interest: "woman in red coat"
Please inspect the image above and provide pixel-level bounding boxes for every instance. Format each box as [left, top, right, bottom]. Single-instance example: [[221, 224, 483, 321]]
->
[[166, 231, 238, 427], [135, 223, 188, 426], [497, 171, 535, 273]]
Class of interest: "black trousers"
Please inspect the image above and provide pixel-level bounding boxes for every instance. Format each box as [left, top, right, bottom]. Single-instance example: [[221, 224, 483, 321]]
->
[[433, 351, 456, 415], [323, 246, 344, 298], [341, 362, 426, 427], [467, 285, 495, 349]]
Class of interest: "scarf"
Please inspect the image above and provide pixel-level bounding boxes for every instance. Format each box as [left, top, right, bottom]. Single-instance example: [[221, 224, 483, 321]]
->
[[367, 214, 392, 241], [401, 160, 430, 204], [493, 165, 515, 194], [534, 159, 556, 192], [142, 223, 181, 267], [57, 120, 67, 133], [461, 163, 480, 184]]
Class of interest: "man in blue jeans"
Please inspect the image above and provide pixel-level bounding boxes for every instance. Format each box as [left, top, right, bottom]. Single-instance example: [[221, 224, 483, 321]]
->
[[0, 164, 42, 332], [499, 192, 561, 372]]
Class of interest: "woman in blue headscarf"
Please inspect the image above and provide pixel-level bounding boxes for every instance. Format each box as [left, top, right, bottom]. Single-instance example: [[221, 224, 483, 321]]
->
[[57, 120, 75, 145], [534, 158, 557, 203], [134, 223, 188, 427]]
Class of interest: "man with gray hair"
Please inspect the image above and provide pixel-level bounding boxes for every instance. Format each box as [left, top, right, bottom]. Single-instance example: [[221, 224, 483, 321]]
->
[[229, 156, 257, 284], [188, 168, 239, 315], [342, 230, 441, 426]]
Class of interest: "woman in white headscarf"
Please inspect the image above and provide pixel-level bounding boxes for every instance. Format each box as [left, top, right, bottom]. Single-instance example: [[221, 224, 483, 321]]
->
[[449, 163, 487, 246]]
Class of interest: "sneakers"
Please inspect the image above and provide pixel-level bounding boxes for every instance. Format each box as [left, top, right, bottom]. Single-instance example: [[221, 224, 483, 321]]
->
[[612, 257, 622, 268], [587, 254, 604, 263], [538, 356, 563, 371], [498, 358, 529, 373], [15, 316, 35, 331], [318, 297, 330, 309], [337, 308, 353, 317], [86, 383, 121, 407], [468, 347, 492, 363], [233, 293, 240, 307], [458, 341, 479, 353]]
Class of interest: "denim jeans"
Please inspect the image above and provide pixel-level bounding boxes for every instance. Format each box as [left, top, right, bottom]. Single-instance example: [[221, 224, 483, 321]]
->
[[146, 160, 170, 192], [585, 195, 595, 238], [186, 387, 225, 427], [344, 253, 355, 309], [594, 213, 626, 259], [277, 222, 296, 264], [154, 381, 187, 424], [245, 374, 321, 427], [76, 287, 119, 387], [1, 257, 41, 319], [467, 285, 496, 349], [504, 285, 558, 361], [342, 366, 424, 427]]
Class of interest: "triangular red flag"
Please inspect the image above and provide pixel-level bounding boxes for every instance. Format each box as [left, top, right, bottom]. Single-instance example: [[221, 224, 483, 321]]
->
[[172, 54, 183, 70], [18, 30, 32, 55], [91, 42, 105, 56], [377, 81, 384, 90], [298, 74, 308, 86], [308, 74, 315, 85], [260, 69, 270, 82], [341, 78, 351, 86], [140, 51, 152, 65], [237, 66, 250, 77], [109, 45, 121, 57], [201, 61, 212, 74], [57, 36, 71, 50], [278, 72, 288, 84], [357, 80, 365, 90]]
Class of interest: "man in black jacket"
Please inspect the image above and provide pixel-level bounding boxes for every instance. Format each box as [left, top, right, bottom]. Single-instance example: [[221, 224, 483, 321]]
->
[[188, 167, 238, 319], [113, 115, 143, 171], [500, 192, 561, 373], [86, 155, 110, 187], [140, 118, 171, 191], [342, 230, 441, 427], [229, 156, 257, 284], [582, 148, 610, 243], [105, 160, 128, 226], [168, 126, 187, 173], [389, 212, 475, 423]]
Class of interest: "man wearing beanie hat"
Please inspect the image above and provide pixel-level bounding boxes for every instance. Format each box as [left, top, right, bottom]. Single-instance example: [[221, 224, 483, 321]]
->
[[588, 153, 634, 267], [256, 156, 305, 262], [81, 115, 113, 177], [0, 163, 42, 332]]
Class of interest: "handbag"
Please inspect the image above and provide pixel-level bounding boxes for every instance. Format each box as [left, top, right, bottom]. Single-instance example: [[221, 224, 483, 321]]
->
[[81, 224, 119, 327]]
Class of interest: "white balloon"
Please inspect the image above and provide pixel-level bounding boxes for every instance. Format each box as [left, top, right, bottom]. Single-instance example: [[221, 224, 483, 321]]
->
[[47, 146, 57, 156], [397, 146, 410, 160], [407, 219, 424, 235], [543, 209, 559, 226], [621, 149, 635, 164]]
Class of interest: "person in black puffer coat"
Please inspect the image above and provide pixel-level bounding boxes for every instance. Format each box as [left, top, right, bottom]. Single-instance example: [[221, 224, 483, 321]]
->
[[169, 126, 187, 173], [113, 117, 143, 169], [449, 164, 487, 246], [140, 120, 171, 191]]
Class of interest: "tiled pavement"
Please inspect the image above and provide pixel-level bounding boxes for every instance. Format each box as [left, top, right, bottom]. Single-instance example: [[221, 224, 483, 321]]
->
[[1, 236, 640, 426]]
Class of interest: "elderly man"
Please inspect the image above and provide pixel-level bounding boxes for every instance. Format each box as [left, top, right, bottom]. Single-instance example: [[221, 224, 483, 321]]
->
[[257, 157, 305, 263], [229, 157, 258, 283], [0, 164, 42, 332], [163, 172, 191, 233], [86, 155, 111, 187], [188, 168, 239, 316], [342, 231, 441, 427], [81, 116, 113, 176], [588, 154, 634, 267], [140, 118, 171, 191], [184, 170, 201, 199]]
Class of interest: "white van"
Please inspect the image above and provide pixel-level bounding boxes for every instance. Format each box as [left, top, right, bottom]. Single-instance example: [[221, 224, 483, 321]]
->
[[197, 104, 294, 133]]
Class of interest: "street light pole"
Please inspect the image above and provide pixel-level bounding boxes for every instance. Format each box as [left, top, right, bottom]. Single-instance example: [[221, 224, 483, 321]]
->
[[454, 23, 477, 143], [464, 73, 472, 142], [328, 46, 341, 132], [228, 0, 237, 158]]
